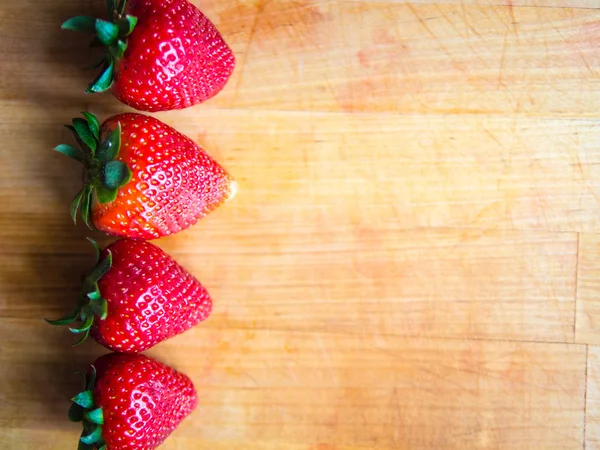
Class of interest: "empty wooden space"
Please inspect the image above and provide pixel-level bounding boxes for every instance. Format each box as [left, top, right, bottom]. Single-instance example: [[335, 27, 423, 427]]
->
[[1, 0, 600, 449]]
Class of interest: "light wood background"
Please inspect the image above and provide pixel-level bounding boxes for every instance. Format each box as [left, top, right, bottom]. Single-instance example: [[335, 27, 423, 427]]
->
[[2, 0, 600, 448]]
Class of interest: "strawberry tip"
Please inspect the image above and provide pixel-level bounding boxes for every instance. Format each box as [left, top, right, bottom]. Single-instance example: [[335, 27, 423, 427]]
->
[[227, 179, 238, 202]]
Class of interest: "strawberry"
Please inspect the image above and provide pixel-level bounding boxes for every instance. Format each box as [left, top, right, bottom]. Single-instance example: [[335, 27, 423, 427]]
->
[[69, 352, 197, 449], [55, 111, 237, 239], [62, 0, 235, 111], [47, 238, 212, 352]]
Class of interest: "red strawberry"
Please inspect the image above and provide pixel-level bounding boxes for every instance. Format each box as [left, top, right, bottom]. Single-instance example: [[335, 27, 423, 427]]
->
[[62, 0, 235, 111], [69, 352, 197, 450], [55, 111, 237, 239], [47, 238, 212, 352]]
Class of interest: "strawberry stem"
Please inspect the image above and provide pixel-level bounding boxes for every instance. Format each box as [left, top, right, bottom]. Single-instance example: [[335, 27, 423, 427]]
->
[[62, 0, 137, 93], [45, 239, 112, 346], [55, 112, 132, 229], [70, 366, 107, 449]]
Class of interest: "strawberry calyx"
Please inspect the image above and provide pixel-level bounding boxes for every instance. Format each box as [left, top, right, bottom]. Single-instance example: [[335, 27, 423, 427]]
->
[[45, 238, 112, 346], [70, 365, 107, 450], [62, 0, 137, 93], [55, 112, 132, 229]]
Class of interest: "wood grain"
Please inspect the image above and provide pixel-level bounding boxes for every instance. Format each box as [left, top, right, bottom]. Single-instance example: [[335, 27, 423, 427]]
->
[[354, 1, 600, 6], [576, 234, 600, 344], [1, 0, 599, 449], [587, 346, 600, 449], [234, 1, 600, 116], [163, 227, 578, 343], [168, 109, 600, 233], [0, 319, 588, 449]]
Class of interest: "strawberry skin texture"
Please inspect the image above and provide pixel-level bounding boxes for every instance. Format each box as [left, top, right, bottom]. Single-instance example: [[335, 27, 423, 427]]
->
[[93, 352, 197, 449], [92, 113, 236, 239], [113, 0, 235, 111], [91, 239, 212, 353]]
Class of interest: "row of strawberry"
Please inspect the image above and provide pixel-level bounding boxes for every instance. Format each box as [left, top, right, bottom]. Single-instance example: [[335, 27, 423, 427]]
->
[[46, 1, 238, 448]]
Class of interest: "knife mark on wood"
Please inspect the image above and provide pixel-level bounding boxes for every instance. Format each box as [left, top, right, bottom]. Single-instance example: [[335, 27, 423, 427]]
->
[[506, 0, 518, 34], [565, 21, 600, 77], [497, 29, 510, 90]]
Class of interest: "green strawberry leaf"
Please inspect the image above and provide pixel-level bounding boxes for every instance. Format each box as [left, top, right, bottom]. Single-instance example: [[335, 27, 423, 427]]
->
[[45, 308, 80, 326], [88, 253, 112, 285], [95, 183, 118, 204], [87, 61, 114, 93], [104, 160, 132, 189], [95, 19, 119, 46], [91, 297, 108, 320], [82, 112, 100, 141], [87, 238, 101, 265], [72, 391, 94, 409], [69, 403, 85, 423], [78, 440, 93, 450], [70, 314, 94, 334], [85, 55, 108, 70], [65, 125, 92, 156], [109, 39, 128, 60], [80, 425, 103, 445], [54, 144, 84, 162], [73, 327, 91, 346], [87, 289, 101, 301], [73, 118, 98, 154], [70, 188, 85, 225], [84, 408, 104, 425], [81, 186, 94, 230], [98, 122, 121, 162], [117, 15, 137, 37], [62, 16, 97, 33]]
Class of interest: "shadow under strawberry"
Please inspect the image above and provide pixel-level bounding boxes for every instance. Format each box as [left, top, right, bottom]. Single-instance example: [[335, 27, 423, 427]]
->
[[9, 241, 111, 431], [1, 126, 114, 431], [24, 224, 113, 430], [0, 0, 122, 437], [24, 335, 108, 432]]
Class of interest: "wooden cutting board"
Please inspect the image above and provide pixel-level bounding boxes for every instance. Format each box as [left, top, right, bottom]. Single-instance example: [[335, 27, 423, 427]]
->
[[1, 0, 600, 448]]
